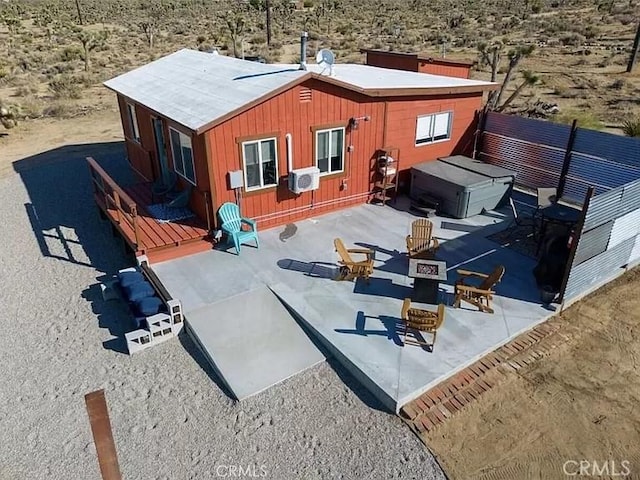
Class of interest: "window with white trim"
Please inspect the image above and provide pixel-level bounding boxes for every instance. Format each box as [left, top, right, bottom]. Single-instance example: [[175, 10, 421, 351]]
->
[[242, 137, 278, 190], [415, 111, 452, 145], [315, 127, 345, 175], [169, 127, 196, 185], [127, 103, 140, 143]]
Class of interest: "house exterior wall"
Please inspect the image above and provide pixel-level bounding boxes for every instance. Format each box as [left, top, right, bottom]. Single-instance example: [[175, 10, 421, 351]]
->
[[206, 79, 386, 229], [383, 93, 483, 182], [204, 80, 482, 229], [116, 94, 212, 223], [417, 61, 471, 79], [364, 50, 472, 79]]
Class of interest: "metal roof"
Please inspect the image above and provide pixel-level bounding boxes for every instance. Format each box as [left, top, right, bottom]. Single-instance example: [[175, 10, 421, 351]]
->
[[105, 49, 496, 133], [104, 49, 310, 132]]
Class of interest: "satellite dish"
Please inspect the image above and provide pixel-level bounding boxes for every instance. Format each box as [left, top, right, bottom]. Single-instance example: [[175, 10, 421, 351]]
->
[[316, 49, 335, 74]]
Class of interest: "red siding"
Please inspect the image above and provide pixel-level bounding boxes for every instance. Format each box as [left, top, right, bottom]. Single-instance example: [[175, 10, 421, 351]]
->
[[418, 62, 471, 79], [116, 94, 212, 226], [207, 79, 386, 229], [384, 93, 483, 176]]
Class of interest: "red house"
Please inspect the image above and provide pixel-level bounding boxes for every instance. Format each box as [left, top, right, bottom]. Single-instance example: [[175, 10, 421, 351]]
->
[[94, 47, 496, 261]]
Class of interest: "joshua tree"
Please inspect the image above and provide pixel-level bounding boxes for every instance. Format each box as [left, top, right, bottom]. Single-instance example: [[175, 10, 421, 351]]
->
[[496, 70, 540, 112], [222, 11, 246, 58], [491, 44, 535, 109], [74, 27, 108, 72], [138, 1, 171, 50]]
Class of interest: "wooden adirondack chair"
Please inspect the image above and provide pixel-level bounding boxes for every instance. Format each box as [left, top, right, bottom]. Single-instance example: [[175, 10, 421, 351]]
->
[[218, 202, 259, 255], [453, 265, 506, 314], [334, 238, 374, 282], [406, 219, 439, 258], [400, 299, 445, 350]]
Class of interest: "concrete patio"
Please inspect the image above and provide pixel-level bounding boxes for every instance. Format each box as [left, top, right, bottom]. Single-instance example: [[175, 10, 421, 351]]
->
[[153, 196, 555, 412]]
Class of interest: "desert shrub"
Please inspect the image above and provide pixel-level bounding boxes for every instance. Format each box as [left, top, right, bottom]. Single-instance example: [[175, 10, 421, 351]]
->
[[0, 67, 8, 80], [42, 101, 73, 118], [49, 75, 82, 99], [560, 33, 586, 46], [59, 46, 82, 62], [303, 0, 313, 7], [610, 79, 626, 90], [622, 117, 640, 137], [554, 110, 603, 130]]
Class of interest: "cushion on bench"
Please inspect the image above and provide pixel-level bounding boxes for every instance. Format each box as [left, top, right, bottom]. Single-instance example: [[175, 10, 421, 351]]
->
[[123, 281, 156, 303], [118, 270, 145, 289]]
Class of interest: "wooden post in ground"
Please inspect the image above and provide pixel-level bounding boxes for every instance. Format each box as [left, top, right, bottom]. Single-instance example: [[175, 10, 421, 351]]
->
[[628, 22, 640, 73], [85, 390, 122, 480]]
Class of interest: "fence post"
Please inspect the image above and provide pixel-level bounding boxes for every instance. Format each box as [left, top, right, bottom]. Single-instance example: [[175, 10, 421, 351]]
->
[[627, 22, 640, 73], [472, 108, 489, 160], [556, 119, 578, 199], [558, 186, 595, 305]]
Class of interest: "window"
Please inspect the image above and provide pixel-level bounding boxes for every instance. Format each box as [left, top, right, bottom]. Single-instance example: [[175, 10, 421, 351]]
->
[[127, 103, 140, 143], [415, 112, 452, 145], [242, 138, 278, 191], [169, 127, 196, 185], [315, 127, 345, 175]]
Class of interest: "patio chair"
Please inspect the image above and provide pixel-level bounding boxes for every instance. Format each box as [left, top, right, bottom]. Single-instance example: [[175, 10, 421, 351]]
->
[[453, 265, 506, 314], [151, 171, 178, 202], [400, 298, 445, 350], [334, 238, 374, 282], [218, 202, 259, 255], [406, 218, 439, 258], [166, 185, 193, 209]]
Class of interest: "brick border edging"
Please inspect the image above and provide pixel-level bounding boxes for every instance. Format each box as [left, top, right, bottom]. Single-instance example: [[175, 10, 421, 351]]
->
[[400, 321, 562, 434]]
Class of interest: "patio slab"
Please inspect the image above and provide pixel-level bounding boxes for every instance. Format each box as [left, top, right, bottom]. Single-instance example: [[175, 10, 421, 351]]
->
[[153, 196, 555, 411]]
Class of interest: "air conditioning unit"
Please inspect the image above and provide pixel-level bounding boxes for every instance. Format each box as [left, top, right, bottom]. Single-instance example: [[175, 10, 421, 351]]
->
[[288, 166, 320, 194]]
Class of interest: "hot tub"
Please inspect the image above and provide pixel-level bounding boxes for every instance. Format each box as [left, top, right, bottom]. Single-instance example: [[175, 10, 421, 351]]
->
[[410, 156, 516, 219]]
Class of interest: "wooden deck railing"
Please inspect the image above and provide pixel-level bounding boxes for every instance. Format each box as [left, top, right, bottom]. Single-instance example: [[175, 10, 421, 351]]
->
[[86, 156, 142, 249]]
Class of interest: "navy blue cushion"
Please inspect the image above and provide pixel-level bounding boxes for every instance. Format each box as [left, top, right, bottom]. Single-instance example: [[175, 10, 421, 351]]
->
[[118, 271, 145, 289], [133, 296, 163, 317], [123, 281, 155, 302]]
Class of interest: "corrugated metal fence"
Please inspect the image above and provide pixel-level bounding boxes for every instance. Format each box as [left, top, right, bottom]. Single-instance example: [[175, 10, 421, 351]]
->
[[479, 112, 640, 204], [564, 178, 640, 300], [478, 112, 640, 302]]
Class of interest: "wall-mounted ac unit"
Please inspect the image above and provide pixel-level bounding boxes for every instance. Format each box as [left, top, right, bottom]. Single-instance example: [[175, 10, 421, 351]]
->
[[288, 166, 320, 194]]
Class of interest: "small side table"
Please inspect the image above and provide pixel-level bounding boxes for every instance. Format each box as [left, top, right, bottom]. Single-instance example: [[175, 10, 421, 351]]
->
[[407, 258, 448, 304]]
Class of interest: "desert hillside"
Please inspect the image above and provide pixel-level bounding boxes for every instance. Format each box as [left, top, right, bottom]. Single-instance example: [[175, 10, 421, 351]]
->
[[0, 0, 639, 133]]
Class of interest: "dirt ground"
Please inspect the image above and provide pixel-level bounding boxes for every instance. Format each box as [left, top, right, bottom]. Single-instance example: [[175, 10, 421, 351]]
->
[[0, 108, 122, 177], [426, 267, 640, 480]]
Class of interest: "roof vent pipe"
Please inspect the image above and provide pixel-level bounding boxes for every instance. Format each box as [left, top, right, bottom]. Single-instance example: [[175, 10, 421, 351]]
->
[[299, 32, 308, 71]]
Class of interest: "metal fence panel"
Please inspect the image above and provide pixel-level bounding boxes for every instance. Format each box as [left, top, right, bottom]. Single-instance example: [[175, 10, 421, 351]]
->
[[620, 179, 640, 214], [567, 152, 640, 192], [608, 208, 640, 249], [573, 128, 640, 169], [484, 112, 571, 149], [564, 236, 635, 301], [629, 236, 640, 265], [480, 133, 563, 189], [583, 186, 624, 230], [573, 220, 613, 265]]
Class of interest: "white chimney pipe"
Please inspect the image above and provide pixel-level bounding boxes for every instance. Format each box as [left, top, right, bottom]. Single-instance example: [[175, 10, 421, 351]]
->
[[299, 32, 308, 71]]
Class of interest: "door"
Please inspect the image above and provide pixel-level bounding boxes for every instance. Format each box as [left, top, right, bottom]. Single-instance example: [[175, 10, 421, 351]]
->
[[152, 117, 169, 181]]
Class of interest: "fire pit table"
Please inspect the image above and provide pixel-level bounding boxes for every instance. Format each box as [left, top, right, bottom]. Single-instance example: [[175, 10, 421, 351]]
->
[[407, 258, 448, 304]]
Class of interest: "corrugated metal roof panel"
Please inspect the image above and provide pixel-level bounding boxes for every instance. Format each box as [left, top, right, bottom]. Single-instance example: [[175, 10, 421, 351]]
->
[[608, 208, 640, 249], [104, 49, 309, 132], [484, 112, 571, 149]]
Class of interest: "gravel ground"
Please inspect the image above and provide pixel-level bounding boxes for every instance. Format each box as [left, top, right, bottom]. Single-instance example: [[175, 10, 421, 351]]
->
[[0, 144, 446, 480]]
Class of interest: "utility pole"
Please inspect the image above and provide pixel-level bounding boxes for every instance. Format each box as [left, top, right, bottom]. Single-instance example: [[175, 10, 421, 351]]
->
[[627, 22, 640, 73], [75, 0, 85, 25], [266, 0, 272, 46]]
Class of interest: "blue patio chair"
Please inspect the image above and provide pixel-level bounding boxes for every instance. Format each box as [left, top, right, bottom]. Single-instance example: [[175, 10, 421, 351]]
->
[[218, 202, 259, 255]]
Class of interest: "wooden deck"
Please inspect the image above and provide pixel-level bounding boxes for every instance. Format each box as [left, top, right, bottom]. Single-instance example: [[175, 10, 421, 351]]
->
[[87, 157, 211, 260]]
